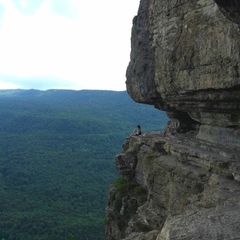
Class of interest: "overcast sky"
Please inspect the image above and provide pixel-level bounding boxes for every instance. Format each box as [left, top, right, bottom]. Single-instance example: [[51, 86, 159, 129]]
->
[[0, 0, 140, 90]]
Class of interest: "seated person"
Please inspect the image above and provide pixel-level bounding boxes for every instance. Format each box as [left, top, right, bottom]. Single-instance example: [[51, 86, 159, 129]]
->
[[129, 125, 142, 137]]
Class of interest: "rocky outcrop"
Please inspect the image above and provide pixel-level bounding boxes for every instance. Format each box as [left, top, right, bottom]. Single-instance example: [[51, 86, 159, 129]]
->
[[126, 0, 240, 124], [106, 0, 240, 239], [106, 129, 240, 239]]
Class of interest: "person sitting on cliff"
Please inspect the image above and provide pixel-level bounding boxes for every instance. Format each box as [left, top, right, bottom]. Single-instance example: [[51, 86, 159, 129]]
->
[[136, 125, 142, 136], [129, 125, 142, 137]]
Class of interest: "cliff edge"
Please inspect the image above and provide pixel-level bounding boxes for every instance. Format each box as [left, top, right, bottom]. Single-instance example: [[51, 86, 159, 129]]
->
[[105, 0, 240, 239]]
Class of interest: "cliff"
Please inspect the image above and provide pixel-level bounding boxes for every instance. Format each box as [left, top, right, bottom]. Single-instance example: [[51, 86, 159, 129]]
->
[[105, 0, 240, 239]]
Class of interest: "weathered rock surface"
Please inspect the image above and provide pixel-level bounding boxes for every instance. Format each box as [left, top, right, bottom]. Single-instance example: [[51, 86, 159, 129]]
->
[[106, 130, 240, 239], [106, 0, 240, 239], [126, 0, 240, 122]]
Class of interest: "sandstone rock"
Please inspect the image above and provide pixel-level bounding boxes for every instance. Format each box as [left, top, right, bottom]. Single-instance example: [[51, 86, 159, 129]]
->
[[157, 202, 240, 240], [196, 125, 240, 147], [126, 0, 240, 119], [106, 131, 240, 239], [123, 230, 160, 240], [106, 0, 240, 239]]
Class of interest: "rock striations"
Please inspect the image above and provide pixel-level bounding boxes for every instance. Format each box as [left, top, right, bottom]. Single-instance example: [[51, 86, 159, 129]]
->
[[105, 0, 240, 239]]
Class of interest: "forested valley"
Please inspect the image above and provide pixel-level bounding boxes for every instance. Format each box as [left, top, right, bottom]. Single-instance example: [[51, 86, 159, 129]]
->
[[0, 89, 168, 240]]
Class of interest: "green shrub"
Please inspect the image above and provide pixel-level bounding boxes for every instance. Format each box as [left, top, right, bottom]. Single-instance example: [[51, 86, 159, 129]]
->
[[113, 178, 130, 197], [134, 185, 144, 194]]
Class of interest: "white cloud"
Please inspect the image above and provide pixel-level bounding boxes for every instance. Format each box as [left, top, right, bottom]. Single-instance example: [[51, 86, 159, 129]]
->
[[0, 80, 19, 89], [0, 0, 139, 90]]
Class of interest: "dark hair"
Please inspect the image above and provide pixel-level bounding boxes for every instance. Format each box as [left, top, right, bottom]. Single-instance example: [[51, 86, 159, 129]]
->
[[137, 125, 141, 128]]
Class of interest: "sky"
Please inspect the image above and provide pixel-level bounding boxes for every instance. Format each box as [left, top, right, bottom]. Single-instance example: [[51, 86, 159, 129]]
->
[[0, 0, 140, 91]]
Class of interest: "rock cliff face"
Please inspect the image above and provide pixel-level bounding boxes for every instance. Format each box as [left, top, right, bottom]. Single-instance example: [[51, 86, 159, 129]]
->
[[105, 0, 240, 239]]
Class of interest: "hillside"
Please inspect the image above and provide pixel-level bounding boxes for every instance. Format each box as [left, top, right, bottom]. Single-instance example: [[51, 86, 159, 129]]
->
[[0, 89, 168, 240]]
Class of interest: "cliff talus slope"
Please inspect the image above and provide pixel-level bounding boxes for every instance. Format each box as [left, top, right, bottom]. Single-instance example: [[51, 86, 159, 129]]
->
[[106, 0, 240, 239]]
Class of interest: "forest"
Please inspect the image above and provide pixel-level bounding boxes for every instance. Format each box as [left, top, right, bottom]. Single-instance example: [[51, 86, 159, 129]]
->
[[0, 89, 168, 240]]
